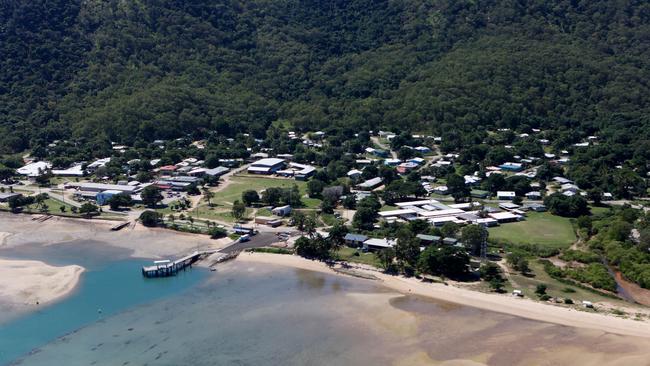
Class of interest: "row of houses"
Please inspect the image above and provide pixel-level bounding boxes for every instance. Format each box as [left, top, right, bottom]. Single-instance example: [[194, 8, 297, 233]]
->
[[343, 233, 461, 252], [377, 199, 525, 228]]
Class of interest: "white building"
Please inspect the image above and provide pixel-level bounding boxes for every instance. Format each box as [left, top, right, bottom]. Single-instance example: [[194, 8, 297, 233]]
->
[[247, 158, 286, 174], [363, 238, 396, 251], [52, 164, 85, 177], [347, 169, 363, 179], [496, 191, 516, 200], [17, 161, 52, 177]]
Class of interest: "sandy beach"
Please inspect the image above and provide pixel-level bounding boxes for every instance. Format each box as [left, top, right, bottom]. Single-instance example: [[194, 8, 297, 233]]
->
[[0, 258, 83, 307], [0, 213, 230, 258], [238, 252, 650, 338]]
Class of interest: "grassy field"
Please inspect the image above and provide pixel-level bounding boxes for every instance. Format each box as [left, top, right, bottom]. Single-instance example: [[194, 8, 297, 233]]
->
[[488, 212, 576, 249], [212, 176, 309, 207], [590, 205, 612, 216], [506, 261, 631, 306], [336, 247, 381, 267], [189, 206, 254, 223]]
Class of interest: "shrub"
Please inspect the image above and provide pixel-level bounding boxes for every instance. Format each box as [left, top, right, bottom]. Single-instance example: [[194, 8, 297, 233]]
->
[[560, 249, 601, 264], [247, 248, 293, 255], [208, 227, 228, 239], [565, 263, 617, 292], [139, 210, 162, 227]]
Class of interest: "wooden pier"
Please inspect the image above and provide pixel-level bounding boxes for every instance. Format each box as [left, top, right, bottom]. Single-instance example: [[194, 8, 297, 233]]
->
[[141, 250, 216, 278]]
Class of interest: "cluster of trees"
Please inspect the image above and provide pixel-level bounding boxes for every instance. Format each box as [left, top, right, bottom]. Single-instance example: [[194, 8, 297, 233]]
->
[[106, 193, 132, 211], [139, 210, 163, 227], [591, 207, 650, 289], [381, 179, 427, 205], [374, 225, 484, 277], [241, 186, 302, 208], [479, 262, 506, 292], [2, 0, 650, 198], [352, 195, 382, 230], [544, 193, 589, 217], [294, 222, 348, 260], [540, 206, 650, 290]]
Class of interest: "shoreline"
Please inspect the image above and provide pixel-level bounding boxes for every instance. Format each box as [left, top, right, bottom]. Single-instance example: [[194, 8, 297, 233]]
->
[[0, 212, 229, 320], [4, 211, 650, 339], [237, 252, 650, 338]]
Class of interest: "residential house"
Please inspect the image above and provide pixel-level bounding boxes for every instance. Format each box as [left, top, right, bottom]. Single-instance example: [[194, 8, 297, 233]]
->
[[416, 234, 441, 245], [525, 191, 542, 200], [357, 177, 383, 191], [272, 205, 292, 217], [344, 233, 368, 247], [363, 238, 396, 251], [347, 169, 363, 179], [496, 191, 516, 200]]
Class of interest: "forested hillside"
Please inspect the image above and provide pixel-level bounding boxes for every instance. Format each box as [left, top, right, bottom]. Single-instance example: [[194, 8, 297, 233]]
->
[[1, 0, 650, 163]]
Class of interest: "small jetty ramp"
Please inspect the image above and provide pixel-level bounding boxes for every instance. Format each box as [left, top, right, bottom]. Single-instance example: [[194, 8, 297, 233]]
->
[[141, 250, 217, 278]]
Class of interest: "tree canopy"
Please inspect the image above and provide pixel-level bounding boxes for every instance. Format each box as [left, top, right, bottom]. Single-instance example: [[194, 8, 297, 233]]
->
[[1, 0, 649, 192]]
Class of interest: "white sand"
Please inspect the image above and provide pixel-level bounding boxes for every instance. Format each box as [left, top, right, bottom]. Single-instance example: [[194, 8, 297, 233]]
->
[[0, 258, 84, 306], [237, 252, 650, 338]]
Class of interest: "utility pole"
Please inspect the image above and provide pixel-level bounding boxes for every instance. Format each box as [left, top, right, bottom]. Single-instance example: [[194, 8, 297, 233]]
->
[[480, 225, 488, 261]]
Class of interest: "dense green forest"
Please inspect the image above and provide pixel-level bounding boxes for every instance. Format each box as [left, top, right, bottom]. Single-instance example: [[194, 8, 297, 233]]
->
[[1, 0, 650, 167]]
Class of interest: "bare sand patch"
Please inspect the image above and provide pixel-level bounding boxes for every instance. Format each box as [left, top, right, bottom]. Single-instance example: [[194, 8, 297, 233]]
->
[[0, 258, 83, 307], [237, 252, 650, 338]]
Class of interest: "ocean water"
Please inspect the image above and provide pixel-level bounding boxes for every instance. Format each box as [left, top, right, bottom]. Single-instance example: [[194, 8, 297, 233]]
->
[[6, 262, 405, 366], [0, 259, 207, 365], [3, 253, 650, 365]]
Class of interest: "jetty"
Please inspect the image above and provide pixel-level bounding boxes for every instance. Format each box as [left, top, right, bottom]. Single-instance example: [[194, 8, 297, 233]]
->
[[141, 250, 217, 278]]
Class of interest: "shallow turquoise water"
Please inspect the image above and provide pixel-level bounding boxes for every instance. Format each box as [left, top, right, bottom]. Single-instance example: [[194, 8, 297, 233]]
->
[[0, 260, 207, 365], [4, 261, 401, 366]]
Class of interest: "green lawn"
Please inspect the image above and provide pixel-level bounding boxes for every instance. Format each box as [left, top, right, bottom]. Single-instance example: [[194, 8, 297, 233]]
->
[[336, 247, 381, 267], [488, 212, 576, 249], [189, 206, 253, 223], [301, 196, 322, 209], [256, 208, 273, 217], [590, 205, 612, 216], [213, 176, 308, 207]]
